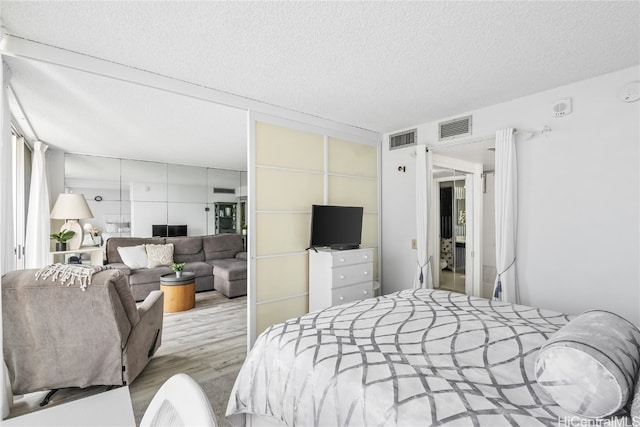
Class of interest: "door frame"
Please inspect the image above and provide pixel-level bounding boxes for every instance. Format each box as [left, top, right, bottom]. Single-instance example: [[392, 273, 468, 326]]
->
[[12, 134, 29, 271]]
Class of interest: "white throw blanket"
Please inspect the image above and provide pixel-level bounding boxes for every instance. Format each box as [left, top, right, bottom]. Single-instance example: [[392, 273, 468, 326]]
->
[[35, 263, 112, 290]]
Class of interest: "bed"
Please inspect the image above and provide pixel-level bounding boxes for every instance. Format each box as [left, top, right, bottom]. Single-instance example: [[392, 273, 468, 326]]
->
[[226, 289, 640, 426]]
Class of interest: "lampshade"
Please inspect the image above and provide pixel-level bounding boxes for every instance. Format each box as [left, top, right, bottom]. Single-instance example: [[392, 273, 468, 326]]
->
[[51, 193, 94, 220], [51, 193, 94, 251]]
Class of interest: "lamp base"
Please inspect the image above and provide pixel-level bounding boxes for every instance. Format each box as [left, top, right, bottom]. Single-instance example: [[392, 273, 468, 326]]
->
[[62, 220, 83, 251]]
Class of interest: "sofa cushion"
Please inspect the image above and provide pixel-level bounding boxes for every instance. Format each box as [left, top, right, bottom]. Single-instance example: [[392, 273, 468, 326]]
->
[[145, 243, 174, 268], [117, 245, 148, 270], [208, 259, 247, 281], [108, 262, 131, 275], [184, 261, 214, 277], [214, 277, 247, 298], [235, 252, 247, 261], [203, 234, 243, 260], [129, 263, 213, 286], [129, 266, 172, 285], [106, 237, 165, 264], [166, 237, 205, 263]]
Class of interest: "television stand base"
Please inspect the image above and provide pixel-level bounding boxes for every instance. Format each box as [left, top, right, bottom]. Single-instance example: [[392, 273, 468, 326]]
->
[[329, 244, 360, 250]]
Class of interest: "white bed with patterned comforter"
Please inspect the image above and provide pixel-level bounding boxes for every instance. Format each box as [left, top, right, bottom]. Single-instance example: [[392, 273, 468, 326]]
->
[[226, 289, 639, 426]]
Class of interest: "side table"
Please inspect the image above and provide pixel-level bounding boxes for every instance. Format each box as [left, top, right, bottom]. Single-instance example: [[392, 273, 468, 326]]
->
[[160, 272, 196, 313], [49, 247, 104, 265]]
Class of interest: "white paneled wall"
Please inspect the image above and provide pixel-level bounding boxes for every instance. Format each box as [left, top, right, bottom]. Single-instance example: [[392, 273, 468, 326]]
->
[[251, 121, 379, 337]]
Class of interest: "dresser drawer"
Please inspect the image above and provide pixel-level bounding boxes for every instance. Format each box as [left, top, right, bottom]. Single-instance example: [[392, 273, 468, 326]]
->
[[330, 249, 373, 267], [331, 263, 373, 288], [332, 282, 373, 306]]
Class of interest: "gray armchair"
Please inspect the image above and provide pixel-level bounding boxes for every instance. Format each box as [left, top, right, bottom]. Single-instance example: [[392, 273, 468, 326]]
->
[[2, 268, 163, 395]]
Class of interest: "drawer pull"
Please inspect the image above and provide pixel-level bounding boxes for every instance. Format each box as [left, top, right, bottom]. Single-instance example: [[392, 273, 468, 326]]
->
[[363, 290, 368, 295], [364, 255, 369, 260], [339, 296, 344, 301], [363, 271, 368, 276], [340, 275, 345, 280], [340, 258, 345, 263]]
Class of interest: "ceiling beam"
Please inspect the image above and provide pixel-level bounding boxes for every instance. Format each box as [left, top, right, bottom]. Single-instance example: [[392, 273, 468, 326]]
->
[[0, 34, 380, 144], [7, 85, 38, 146]]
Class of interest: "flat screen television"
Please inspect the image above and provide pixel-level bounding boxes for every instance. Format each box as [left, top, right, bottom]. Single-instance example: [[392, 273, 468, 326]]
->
[[309, 205, 363, 250], [152, 224, 187, 237]]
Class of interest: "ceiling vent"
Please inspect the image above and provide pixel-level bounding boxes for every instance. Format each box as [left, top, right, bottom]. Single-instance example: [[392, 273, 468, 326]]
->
[[213, 188, 235, 194], [389, 129, 417, 150], [439, 116, 472, 141]]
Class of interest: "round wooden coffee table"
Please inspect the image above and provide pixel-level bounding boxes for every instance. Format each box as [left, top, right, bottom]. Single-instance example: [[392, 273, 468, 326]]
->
[[160, 272, 196, 313]]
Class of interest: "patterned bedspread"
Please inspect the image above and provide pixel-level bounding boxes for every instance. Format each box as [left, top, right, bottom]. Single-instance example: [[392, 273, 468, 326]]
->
[[227, 289, 586, 426]]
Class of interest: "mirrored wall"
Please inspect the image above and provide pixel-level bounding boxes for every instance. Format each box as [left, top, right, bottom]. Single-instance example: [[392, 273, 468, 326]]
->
[[64, 154, 247, 243]]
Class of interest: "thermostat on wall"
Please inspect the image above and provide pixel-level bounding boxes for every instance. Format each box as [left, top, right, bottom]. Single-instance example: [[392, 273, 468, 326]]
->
[[552, 98, 572, 118]]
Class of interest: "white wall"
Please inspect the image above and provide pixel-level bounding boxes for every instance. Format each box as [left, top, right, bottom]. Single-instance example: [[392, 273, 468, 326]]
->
[[482, 172, 496, 298], [382, 66, 640, 325], [46, 149, 65, 207]]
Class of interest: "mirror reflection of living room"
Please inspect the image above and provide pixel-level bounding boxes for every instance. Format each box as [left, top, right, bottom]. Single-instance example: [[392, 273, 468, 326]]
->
[[6, 149, 250, 424]]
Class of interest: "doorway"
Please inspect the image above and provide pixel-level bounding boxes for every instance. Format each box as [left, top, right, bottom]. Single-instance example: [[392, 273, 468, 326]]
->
[[437, 176, 467, 294], [431, 154, 483, 297]]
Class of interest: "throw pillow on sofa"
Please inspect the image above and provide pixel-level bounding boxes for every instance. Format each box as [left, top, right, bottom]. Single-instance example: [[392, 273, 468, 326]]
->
[[117, 245, 148, 269], [145, 243, 174, 268]]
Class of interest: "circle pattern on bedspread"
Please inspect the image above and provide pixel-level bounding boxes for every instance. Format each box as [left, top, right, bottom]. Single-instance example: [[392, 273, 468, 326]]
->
[[534, 310, 640, 418]]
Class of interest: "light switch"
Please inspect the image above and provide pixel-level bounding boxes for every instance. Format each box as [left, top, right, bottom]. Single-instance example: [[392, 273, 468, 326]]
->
[[411, 239, 417, 249]]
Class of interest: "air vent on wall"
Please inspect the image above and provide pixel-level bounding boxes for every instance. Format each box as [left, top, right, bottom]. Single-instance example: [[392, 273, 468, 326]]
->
[[213, 188, 235, 194], [389, 129, 417, 150], [439, 115, 472, 141]]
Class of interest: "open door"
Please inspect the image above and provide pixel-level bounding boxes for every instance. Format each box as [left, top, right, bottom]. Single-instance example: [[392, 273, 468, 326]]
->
[[431, 154, 482, 297]]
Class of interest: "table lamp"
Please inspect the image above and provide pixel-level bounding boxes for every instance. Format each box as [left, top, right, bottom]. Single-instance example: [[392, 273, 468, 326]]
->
[[50, 193, 94, 251]]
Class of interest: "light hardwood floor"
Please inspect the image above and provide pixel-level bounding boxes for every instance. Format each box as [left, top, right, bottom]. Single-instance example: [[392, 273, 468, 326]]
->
[[7, 290, 247, 426], [130, 290, 247, 425], [438, 269, 466, 294]]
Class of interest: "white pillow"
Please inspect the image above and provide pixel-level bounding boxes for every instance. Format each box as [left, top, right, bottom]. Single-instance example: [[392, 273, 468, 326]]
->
[[117, 245, 148, 270], [535, 310, 640, 418], [631, 372, 640, 419], [145, 243, 174, 268]]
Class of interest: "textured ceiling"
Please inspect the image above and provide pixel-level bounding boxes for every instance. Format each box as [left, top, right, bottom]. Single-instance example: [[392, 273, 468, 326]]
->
[[1, 1, 638, 168]]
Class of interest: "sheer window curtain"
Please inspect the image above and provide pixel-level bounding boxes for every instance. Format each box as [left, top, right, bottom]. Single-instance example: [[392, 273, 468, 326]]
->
[[24, 140, 50, 269], [414, 147, 434, 289], [0, 64, 12, 276], [493, 128, 518, 303], [1, 60, 12, 419]]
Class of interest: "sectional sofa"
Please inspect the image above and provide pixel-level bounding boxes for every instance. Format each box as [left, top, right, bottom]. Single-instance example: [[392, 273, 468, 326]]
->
[[105, 234, 247, 301]]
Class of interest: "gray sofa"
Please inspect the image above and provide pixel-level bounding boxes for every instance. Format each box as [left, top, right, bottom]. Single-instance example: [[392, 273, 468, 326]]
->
[[2, 268, 163, 394], [105, 234, 247, 300]]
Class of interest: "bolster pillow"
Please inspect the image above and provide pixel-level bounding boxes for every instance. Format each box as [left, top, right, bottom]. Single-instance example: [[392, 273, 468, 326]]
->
[[535, 310, 640, 418]]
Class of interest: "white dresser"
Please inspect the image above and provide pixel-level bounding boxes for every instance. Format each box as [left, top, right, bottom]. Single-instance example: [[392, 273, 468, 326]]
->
[[309, 247, 374, 312]]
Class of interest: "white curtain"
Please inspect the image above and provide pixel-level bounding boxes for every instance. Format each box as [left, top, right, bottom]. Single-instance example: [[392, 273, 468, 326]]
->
[[0, 60, 12, 419], [0, 63, 13, 276], [493, 128, 518, 303], [414, 147, 434, 289], [24, 140, 50, 269]]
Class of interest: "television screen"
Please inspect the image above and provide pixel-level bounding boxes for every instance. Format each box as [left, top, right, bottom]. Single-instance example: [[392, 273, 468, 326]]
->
[[310, 205, 363, 250], [152, 224, 187, 237]]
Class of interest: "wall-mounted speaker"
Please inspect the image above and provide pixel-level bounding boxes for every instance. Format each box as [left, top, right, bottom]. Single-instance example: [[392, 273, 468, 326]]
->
[[552, 98, 572, 118]]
